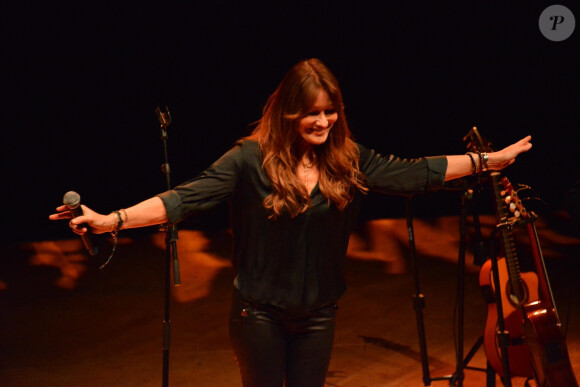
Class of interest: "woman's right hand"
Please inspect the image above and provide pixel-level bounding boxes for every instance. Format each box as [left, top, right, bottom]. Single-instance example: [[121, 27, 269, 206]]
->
[[49, 205, 116, 235]]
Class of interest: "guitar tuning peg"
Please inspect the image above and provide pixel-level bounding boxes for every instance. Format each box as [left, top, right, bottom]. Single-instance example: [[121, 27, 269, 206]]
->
[[509, 202, 516, 212], [514, 210, 520, 218], [504, 196, 511, 204]]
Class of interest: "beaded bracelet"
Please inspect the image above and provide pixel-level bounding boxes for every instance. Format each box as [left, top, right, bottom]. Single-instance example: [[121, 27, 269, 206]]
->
[[476, 151, 484, 175], [466, 153, 477, 175], [120, 208, 128, 224], [99, 210, 123, 270]]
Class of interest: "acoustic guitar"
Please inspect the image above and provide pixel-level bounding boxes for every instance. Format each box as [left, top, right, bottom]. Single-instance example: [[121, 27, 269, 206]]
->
[[505, 177, 578, 386], [478, 172, 538, 378], [465, 127, 578, 386]]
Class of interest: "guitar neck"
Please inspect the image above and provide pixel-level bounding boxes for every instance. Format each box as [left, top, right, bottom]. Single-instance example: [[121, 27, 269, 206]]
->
[[490, 172, 526, 306]]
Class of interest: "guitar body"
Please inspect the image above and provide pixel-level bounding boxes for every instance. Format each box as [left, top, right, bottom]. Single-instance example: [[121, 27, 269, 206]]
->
[[523, 300, 579, 387], [479, 257, 539, 377]]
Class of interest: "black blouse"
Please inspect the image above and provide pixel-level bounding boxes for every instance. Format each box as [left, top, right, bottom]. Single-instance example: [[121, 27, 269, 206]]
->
[[158, 140, 447, 311]]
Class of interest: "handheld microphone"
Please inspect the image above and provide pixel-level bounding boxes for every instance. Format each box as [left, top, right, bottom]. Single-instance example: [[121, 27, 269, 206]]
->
[[63, 191, 99, 256]]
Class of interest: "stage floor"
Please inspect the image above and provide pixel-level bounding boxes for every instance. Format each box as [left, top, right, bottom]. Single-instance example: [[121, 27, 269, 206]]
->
[[1, 215, 579, 386]]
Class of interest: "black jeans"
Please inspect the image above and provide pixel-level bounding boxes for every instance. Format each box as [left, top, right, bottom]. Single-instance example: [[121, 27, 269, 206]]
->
[[228, 289, 337, 387]]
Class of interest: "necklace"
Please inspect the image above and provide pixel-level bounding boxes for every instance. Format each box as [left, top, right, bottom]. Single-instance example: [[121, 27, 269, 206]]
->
[[301, 155, 315, 185]]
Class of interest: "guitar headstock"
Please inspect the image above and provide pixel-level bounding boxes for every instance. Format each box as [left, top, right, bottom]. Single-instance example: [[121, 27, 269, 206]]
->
[[499, 176, 530, 220]]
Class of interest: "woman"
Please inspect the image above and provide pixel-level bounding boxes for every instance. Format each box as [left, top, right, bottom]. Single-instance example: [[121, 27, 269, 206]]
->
[[50, 58, 532, 387]]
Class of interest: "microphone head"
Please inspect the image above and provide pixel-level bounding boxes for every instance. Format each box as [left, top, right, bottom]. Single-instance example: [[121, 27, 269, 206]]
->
[[63, 191, 81, 209]]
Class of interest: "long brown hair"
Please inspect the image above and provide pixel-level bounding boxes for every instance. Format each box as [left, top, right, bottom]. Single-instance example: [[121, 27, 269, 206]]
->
[[247, 58, 367, 218]]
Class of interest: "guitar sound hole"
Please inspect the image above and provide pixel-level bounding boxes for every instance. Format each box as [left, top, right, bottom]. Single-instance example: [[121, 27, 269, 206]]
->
[[506, 281, 529, 307]]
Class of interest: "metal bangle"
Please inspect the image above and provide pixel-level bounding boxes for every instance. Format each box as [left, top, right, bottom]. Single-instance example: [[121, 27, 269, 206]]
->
[[481, 152, 489, 169]]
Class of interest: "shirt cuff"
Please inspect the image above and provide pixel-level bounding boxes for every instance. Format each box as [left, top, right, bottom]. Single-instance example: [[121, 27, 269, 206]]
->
[[156, 190, 183, 224], [425, 156, 448, 187]]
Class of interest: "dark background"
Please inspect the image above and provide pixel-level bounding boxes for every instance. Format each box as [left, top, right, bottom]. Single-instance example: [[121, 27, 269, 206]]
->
[[2, 1, 578, 243]]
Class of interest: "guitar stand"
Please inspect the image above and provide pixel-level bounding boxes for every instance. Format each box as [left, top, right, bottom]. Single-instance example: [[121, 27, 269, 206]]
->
[[487, 222, 515, 387], [407, 189, 491, 387]]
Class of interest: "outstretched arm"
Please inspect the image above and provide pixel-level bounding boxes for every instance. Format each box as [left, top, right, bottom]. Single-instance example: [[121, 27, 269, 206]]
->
[[49, 196, 168, 235], [444, 135, 532, 181]]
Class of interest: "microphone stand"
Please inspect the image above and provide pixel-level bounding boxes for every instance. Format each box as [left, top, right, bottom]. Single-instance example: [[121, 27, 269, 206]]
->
[[407, 180, 490, 386], [155, 105, 181, 387]]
